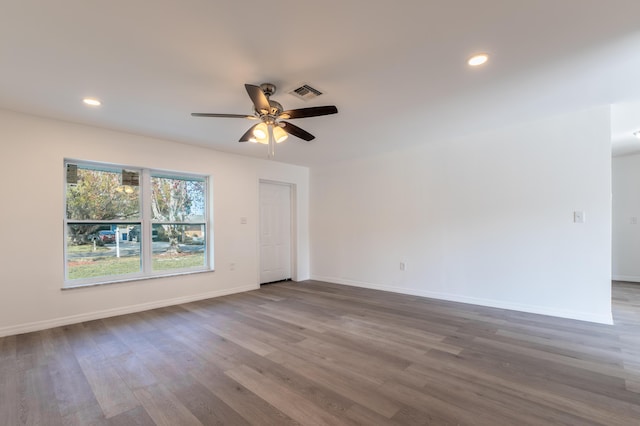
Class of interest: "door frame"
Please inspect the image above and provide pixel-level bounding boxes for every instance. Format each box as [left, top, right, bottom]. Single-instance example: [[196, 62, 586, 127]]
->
[[258, 179, 298, 284]]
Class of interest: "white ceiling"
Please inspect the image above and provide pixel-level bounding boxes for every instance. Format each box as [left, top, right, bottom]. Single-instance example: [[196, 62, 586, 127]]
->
[[2, 0, 640, 166]]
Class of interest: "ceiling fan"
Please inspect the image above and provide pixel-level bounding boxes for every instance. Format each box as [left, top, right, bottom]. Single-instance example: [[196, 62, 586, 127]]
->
[[191, 83, 338, 158]]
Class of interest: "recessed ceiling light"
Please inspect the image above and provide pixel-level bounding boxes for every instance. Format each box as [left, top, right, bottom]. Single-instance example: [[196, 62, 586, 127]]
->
[[468, 53, 489, 67], [82, 98, 101, 107]]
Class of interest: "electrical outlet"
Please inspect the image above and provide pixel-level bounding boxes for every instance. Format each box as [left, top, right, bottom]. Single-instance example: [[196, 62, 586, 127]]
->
[[229, 263, 236, 271], [631, 217, 638, 225]]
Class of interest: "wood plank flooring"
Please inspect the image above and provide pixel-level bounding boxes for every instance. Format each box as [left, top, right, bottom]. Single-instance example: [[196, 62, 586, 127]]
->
[[1, 280, 639, 425]]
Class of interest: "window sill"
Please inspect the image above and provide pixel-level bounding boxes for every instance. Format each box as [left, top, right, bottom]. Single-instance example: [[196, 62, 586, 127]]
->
[[62, 268, 215, 290]]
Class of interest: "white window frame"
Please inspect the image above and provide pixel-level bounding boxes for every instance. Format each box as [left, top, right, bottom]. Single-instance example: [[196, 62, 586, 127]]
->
[[64, 159, 211, 288]]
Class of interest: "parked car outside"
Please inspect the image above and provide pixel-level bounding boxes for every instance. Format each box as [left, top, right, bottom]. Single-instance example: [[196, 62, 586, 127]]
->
[[98, 230, 116, 243]]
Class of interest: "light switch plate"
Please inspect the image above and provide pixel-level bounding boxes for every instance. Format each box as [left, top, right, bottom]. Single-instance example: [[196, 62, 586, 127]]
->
[[573, 211, 585, 223]]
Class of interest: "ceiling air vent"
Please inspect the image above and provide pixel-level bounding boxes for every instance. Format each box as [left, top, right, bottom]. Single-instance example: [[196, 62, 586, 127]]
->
[[288, 83, 323, 101]]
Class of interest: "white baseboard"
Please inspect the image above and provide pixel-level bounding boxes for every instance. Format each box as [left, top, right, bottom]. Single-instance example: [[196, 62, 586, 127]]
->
[[0, 284, 258, 338], [612, 275, 640, 283], [310, 275, 614, 325]]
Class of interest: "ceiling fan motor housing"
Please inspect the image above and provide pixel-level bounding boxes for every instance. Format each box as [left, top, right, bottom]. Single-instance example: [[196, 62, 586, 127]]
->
[[256, 83, 282, 117], [266, 100, 283, 118]]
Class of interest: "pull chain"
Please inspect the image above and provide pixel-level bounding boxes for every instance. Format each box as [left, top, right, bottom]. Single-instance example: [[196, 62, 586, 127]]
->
[[268, 124, 276, 159]]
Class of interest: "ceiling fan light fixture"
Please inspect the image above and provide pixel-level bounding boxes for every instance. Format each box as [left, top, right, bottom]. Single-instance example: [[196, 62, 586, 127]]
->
[[253, 122, 268, 140], [273, 126, 288, 143]]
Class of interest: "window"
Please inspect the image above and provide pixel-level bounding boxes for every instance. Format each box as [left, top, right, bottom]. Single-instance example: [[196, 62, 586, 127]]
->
[[64, 160, 210, 287], [150, 173, 207, 272]]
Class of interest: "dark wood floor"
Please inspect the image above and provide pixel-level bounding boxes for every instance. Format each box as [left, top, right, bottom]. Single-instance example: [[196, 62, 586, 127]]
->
[[1, 281, 639, 425]]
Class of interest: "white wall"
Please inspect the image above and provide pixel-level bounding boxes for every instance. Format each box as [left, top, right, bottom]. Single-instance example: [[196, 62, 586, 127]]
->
[[0, 109, 309, 336], [612, 153, 640, 282], [311, 107, 612, 324]]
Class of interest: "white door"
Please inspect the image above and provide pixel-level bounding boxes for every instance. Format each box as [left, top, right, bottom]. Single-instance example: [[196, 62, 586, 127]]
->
[[259, 182, 292, 284]]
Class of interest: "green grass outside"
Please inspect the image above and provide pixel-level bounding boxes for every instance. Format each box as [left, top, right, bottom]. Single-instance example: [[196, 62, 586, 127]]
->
[[153, 253, 205, 271], [67, 244, 111, 253], [67, 253, 205, 280]]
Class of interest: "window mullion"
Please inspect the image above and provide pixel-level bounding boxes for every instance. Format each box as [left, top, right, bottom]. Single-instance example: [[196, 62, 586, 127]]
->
[[141, 169, 153, 274]]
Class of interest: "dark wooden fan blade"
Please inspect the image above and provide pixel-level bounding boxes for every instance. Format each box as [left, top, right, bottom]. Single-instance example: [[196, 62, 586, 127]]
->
[[279, 105, 338, 120], [281, 122, 315, 141], [191, 113, 257, 119], [239, 123, 260, 142], [245, 84, 270, 114]]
